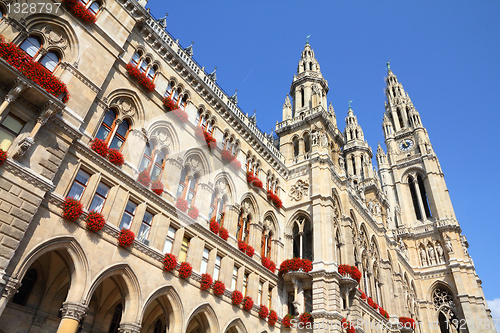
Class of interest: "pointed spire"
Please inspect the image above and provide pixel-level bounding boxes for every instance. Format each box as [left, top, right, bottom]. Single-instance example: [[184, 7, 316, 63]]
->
[[344, 102, 365, 142], [157, 13, 168, 28], [229, 89, 238, 104], [207, 66, 217, 81], [282, 94, 292, 120], [184, 41, 194, 57]]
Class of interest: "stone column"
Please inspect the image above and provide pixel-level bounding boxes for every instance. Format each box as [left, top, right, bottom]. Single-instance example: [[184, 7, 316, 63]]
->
[[194, 182, 213, 222], [56, 301, 88, 333], [249, 222, 263, 259], [0, 277, 19, 315], [0, 78, 30, 122], [118, 323, 141, 333]]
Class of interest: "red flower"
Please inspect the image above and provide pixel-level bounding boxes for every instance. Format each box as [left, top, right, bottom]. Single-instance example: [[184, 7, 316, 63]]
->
[[367, 297, 374, 308], [238, 241, 247, 253], [209, 218, 219, 234], [282, 314, 294, 328], [278, 258, 313, 276], [62, 197, 83, 222], [268, 310, 278, 326], [299, 312, 312, 324], [90, 138, 109, 158], [178, 262, 192, 279], [85, 211, 105, 232], [151, 180, 164, 195], [261, 257, 276, 273], [117, 229, 135, 247], [219, 227, 229, 241], [246, 172, 263, 189], [125, 63, 155, 92], [242, 296, 253, 312], [213, 280, 225, 296], [108, 149, 124, 166], [172, 109, 188, 123], [176, 198, 189, 212], [231, 290, 243, 305], [163, 97, 177, 111], [200, 273, 212, 291], [188, 206, 199, 219], [342, 318, 356, 333], [230, 159, 241, 170], [338, 264, 361, 283], [62, 0, 96, 24], [194, 126, 216, 149], [162, 253, 177, 272], [259, 305, 269, 319], [246, 245, 254, 257], [399, 317, 416, 329], [269, 260, 276, 273], [137, 170, 151, 187], [221, 150, 235, 165], [0, 149, 7, 165], [302, 259, 313, 272], [266, 190, 283, 209], [359, 289, 367, 300], [0, 37, 70, 102]]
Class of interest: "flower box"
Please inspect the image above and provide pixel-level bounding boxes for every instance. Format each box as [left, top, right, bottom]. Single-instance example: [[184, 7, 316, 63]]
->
[[163, 97, 176, 111], [108, 149, 124, 166], [137, 170, 151, 188], [213, 280, 225, 296], [231, 290, 243, 305], [0, 36, 69, 102], [117, 229, 135, 248], [342, 318, 356, 333], [90, 138, 109, 157], [299, 312, 312, 324], [162, 253, 177, 272], [268, 310, 278, 326], [194, 126, 217, 149], [246, 172, 263, 189], [278, 258, 313, 276], [242, 296, 253, 312], [188, 206, 199, 219], [259, 305, 269, 319], [151, 180, 164, 195], [399, 317, 416, 330], [246, 245, 254, 257], [178, 262, 192, 279], [261, 257, 276, 273], [62, 0, 96, 24], [267, 190, 283, 209], [62, 197, 83, 222], [358, 289, 367, 300], [238, 241, 247, 253], [176, 198, 189, 212], [282, 314, 294, 328], [200, 273, 212, 291], [219, 227, 229, 241], [125, 63, 155, 93], [0, 149, 6, 165], [85, 211, 105, 232], [172, 109, 188, 123], [209, 218, 219, 234], [338, 264, 361, 283], [221, 150, 240, 170]]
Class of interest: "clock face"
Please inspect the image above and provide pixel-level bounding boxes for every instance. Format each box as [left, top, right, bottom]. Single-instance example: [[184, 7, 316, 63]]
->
[[399, 139, 414, 152]]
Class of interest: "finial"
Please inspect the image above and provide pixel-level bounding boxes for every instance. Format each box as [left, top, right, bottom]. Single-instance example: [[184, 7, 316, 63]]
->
[[348, 100, 353, 110], [208, 66, 217, 81], [184, 40, 194, 57], [386, 59, 391, 71], [157, 13, 168, 28], [306, 34, 311, 45], [229, 89, 238, 104]]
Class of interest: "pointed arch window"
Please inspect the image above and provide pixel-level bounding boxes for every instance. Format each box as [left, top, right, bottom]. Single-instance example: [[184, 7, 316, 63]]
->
[[237, 212, 250, 243], [39, 51, 61, 72], [293, 137, 299, 157], [261, 230, 273, 258], [304, 133, 311, 152], [176, 167, 199, 206], [130, 51, 158, 82], [408, 175, 422, 220], [292, 217, 313, 261], [417, 175, 432, 218], [95, 109, 130, 151], [20, 36, 42, 58], [139, 142, 167, 182], [209, 191, 227, 225]]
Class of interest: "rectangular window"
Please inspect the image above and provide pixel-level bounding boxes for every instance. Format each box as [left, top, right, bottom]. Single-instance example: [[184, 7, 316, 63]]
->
[[268, 287, 272, 309], [88, 182, 110, 213], [243, 273, 249, 297], [163, 226, 177, 254], [213, 255, 222, 280], [231, 266, 238, 291], [137, 211, 154, 243], [0, 113, 25, 151], [67, 169, 91, 200], [258, 281, 263, 305], [118, 200, 137, 230], [178, 236, 190, 263], [200, 248, 209, 274]]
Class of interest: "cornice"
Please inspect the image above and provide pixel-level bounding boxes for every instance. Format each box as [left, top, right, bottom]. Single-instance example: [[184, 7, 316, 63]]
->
[[3, 159, 54, 192]]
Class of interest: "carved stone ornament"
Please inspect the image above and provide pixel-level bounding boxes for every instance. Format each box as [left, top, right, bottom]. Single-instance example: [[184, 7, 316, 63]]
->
[[289, 179, 309, 201], [42, 25, 67, 50], [60, 301, 88, 321], [118, 323, 142, 333], [12, 137, 34, 159], [111, 97, 136, 118], [215, 178, 230, 195], [186, 156, 202, 173], [151, 128, 173, 152]]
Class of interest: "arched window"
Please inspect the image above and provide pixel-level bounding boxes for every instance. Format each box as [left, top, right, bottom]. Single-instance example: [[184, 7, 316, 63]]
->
[[130, 51, 158, 81], [176, 167, 199, 206], [433, 287, 460, 333], [237, 212, 250, 242], [39, 51, 61, 72], [408, 175, 422, 220], [417, 175, 432, 218], [397, 107, 404, 129], [293, 137, 299, 157], [12, 269, 37, 306], [196, 111, 214, 134], [301, 88, 305, 107], [139, 142, 167, 182], [304, 133, 310, 152], [20, 36, 42, 58], [261, 230, 273, 258], [209, 191, 227, 225], [165, 81, 174, 99], [95, 109, 130, 151], [131, 50, 143, 66], [0, 5, 4, 19], [147, 64, 158, 80], [79, 0, 102, 15], [292, 216, 313, 260]]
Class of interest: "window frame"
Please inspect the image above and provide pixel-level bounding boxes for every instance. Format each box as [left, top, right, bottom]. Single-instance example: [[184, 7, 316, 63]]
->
[[118, 200, 138, 230], [137, 210, 154, 243], [88, 181, 111, 213], [0, 113, 26, 152], [163, 226, 177, 254], [67, 169, 91, 201]]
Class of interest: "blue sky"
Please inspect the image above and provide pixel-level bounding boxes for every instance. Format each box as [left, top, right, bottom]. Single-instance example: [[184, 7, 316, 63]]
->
[[146, 0, 500, 305]]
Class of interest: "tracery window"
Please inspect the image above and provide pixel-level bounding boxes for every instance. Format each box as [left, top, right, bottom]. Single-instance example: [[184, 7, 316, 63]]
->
[[176, 167, 199, 206], [237, 211, 251, 243], [209, 191, 227, 225], [130, 50, 158, 81], [19, 36, 61, 72], [139, 141, 167, 182], [292, 216, 313, 261], [95, 109, 130, 151], [261, 230, 273, 258]]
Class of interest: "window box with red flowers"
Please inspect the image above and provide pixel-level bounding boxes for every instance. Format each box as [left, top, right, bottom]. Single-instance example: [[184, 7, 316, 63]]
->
[[137, 170, 151, 188], [163, 97, 177, 111], [238, 241, 247, 253], [338, 264, 361, 283], [178, 262, 192, 279], [278, 258, 313, 276], [213, 280, 225, 296], [188, 206, 199, 219], [341, 318, 356, 333], [242, 296, 253, 312], [231, 290, 243, 305], [117, 229, 135, 248], [282, 314, 294, 328], [62, 0, 96, 24], [162, 253, 177, 272], [151, 180, 164, 195], [358, 289, 367, 300], [62, 197, 83, 222], [399, 317, 416, 330], [125, 63, 155, 93], [209, 217, 219, 234], [85, 211, 105, 232], [108, 149, 124, 166], [259, 305, 269, 320], [194, 126, 217, 149], [0, 37, 70, 102], [266, 190, 283, 209], [379, 307, 389, 319], [299, 312, 312, 325], [268, 310, 278, 326], [90, 138, 109, 158], [246, 172, 263, 189], [0, 149, 7, 165], [172, 109, 188, 123], [261, 257, 276, 273], [200, 273, 212, 291], [245, 245, 254, 258], [221, 150, 240, 170], [219, 227, 229, 241], [175, 198, 188, 212]]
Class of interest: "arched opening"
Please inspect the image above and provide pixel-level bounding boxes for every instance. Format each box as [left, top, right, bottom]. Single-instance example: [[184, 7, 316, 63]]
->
[[417, 175, 432, 218], [396, 108, 404, 129], [186, 306, 217, 333], [301, 88, 305, 108], [291, 216, 313, 261], [408, 175, 422, 220], [433, 287, 462, 333], [141, 289, 181, 333], [293, 137, 299, 157], [303, 133, 310, 153]]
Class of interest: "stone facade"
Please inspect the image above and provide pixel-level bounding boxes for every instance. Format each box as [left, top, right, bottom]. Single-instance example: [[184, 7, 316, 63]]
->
[[0, 1, 494, 333]]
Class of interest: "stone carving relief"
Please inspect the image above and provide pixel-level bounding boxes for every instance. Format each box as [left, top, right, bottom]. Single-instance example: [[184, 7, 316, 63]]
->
[[111, 97, 136, 118], [289, 179, 309, 201], [42, 26, 68, 50], [367, 199, 382, 217], [186, 156, 202, 173], [215, 178, 230, 195], [445, 236, 453, 253], [151, 128, 173, 152]]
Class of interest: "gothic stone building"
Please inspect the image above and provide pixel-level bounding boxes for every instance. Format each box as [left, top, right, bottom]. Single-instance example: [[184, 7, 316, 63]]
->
[[0, 0, 494, 332]]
